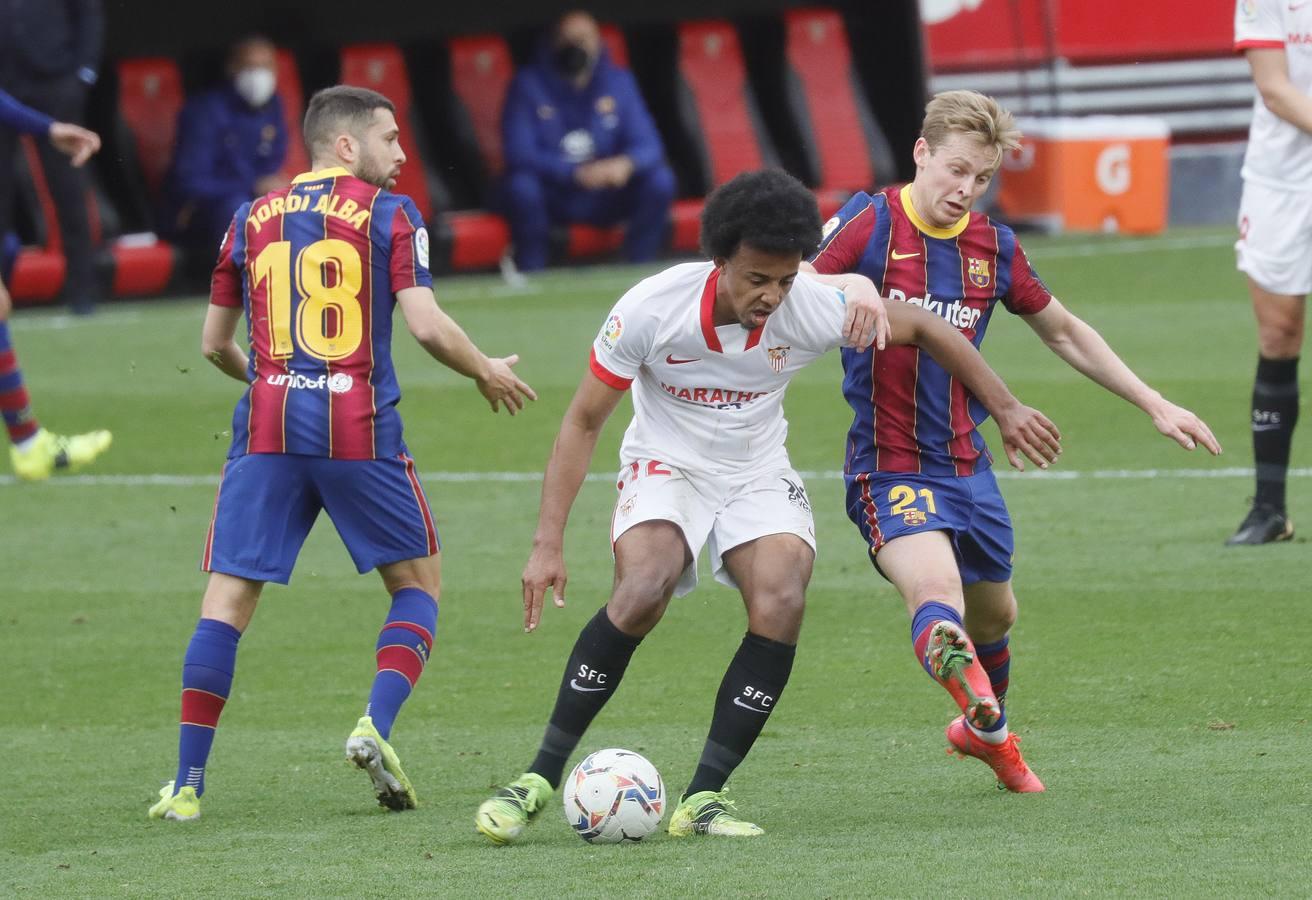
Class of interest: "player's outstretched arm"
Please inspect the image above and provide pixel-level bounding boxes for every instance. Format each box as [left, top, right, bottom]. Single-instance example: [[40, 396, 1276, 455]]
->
[[799, 261, 891, 350], [1022, 299, 1222, 455], [888, 301, 1062, 471], [396, 287, 537, 415], [523, 372, 627, 633], [200, 304, 250, 383]]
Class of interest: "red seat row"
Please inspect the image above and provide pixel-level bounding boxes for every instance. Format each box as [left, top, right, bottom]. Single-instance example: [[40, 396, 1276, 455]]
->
[[8, 9, 892, 303]]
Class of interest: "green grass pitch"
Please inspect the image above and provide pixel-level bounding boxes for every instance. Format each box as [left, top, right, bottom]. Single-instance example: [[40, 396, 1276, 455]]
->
[[1, 227, 1307, 897]]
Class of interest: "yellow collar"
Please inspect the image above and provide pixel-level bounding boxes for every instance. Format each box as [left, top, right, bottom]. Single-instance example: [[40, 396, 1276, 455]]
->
[[900, 184, 970, 239], [291, 167, 352, 184]]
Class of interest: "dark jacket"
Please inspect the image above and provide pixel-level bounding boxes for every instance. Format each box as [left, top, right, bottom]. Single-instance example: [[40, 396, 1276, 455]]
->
[[164, 84, 288, 213], [502, 44, 665, 185], [0, 0, 104, 88]]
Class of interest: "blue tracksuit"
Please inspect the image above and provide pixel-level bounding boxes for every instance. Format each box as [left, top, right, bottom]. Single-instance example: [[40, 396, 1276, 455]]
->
[[500, 46, 675, 270], [0, 89, 54, 136], [163, 84, 287, 250]]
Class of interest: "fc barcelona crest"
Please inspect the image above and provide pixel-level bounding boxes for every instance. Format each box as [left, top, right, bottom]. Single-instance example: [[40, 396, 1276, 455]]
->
[[767, 344, 790, 373], [968, 258, 991, 289]]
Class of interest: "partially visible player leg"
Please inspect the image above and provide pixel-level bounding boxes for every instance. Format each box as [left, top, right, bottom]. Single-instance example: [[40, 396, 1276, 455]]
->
[[0, 276, 111, 481], [1228, 279, 1301, 545], [149, 454, 318, 820], [878, 532, 1003, 735], [671, 532, 811, 838], [149, 573, 263, 822], [368, 557, 440, 740], [344, 554, 441, 811], [476, 521, 688, 844], [317, 452, 442, 811], [952, 582, 1041, 793], [963, 580, 1017, 710]]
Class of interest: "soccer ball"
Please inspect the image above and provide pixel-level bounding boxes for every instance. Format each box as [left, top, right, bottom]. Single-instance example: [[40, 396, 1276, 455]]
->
[[562, 748, 665, 843]]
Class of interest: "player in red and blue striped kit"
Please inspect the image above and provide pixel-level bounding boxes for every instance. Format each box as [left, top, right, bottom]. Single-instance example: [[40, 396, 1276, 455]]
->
[[148, 86, 536, 822], [810, 90, 1221, 792], [0, 88, 111, 481]]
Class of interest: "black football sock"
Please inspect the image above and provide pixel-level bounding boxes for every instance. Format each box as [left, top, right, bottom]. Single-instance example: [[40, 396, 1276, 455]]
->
[[1252, 355, 1299, 512], [685, 632, 795, 797], [529, 606, 643, 788]]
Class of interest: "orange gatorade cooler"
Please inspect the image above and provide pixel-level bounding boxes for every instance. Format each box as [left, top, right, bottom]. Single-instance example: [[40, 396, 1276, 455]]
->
[[997, 116, 1170, 234]]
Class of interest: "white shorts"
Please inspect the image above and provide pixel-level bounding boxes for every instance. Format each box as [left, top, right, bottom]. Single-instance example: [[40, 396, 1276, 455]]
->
[[1236, 180, 1312, 296], [609, 459, 817, 597]]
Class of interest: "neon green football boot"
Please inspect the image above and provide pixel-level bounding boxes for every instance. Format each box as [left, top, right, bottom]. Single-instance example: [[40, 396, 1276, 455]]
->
[[668, 790, 764, 837], [474, 772, 553, 845], [9, 428, 112, 481], [147, 782, 201, 822], [345, 716, 417, 811]]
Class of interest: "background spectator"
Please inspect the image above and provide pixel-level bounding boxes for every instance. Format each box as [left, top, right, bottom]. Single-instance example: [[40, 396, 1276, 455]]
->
[[0, 0, 105, 315], [162, 35, 288, 259], [500, 10, 675, 273]]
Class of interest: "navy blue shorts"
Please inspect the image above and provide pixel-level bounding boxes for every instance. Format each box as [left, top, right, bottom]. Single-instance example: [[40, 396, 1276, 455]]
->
[[201, 449, 440, 584], [845, 469, 1014, 584]]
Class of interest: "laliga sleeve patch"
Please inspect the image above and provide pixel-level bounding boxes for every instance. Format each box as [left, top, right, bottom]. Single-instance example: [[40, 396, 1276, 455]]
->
[[821, 216, 840, 239], [599, 313, 624, 351], [414, 227, 430, 269]]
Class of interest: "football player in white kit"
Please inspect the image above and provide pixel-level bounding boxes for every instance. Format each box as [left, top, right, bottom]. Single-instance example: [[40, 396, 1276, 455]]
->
[[1230, 0, 1312, 544], [475, 170, 1062, 843]]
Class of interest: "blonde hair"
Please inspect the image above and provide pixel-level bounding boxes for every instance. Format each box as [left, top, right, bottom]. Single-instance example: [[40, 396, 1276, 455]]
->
[[921, 90, 1022, 167]]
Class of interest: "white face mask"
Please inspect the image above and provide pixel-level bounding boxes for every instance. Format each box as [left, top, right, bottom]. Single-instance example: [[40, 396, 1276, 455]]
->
[[234, 67, 277, 108]]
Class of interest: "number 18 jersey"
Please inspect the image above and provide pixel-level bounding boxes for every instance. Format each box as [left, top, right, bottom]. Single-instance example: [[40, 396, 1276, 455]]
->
[[211, 167, 432, 460]]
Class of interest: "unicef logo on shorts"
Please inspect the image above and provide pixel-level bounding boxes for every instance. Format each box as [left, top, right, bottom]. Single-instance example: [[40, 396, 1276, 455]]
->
[[328, 373, 354, 394]]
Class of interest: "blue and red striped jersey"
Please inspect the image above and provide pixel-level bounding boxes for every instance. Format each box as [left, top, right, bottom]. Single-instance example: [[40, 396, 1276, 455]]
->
[[211, 166, 432, 460], [811, 185, 1052, 477]]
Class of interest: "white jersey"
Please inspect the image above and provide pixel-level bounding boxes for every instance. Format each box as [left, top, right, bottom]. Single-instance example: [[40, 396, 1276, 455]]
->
[[1236, 0, 1312, 190], [589, 261, 848, 478]]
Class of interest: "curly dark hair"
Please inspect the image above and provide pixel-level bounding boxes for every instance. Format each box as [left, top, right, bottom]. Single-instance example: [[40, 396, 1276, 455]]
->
[[699, 169, 822, 260]]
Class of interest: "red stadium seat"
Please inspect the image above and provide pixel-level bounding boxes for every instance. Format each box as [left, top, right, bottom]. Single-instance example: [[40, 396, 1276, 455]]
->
[[662, 20, 781, 251], [110, 236, 178, 297], [447, 34, 515, 181], [115, 57, 183, 201], [783, 9, 895, 202], [439, 211, 511, 272], [275, 49, 310, 177], [669, 199, 704, 254], [675, 20, 778, 190], [339, 43, 433, 221], [601, 24, 630, 69], [8, 248, 65, 305]]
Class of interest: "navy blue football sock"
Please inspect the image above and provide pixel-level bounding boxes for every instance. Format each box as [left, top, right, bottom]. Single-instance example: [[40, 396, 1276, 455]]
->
[[174, 618, 241, 797], [365, 588, 438, 740]]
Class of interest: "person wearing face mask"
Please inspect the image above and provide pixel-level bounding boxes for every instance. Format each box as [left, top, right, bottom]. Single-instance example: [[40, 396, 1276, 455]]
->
[[162, 36, 289, 264], [0, 0, 105, 315], [500, 11, 676, 273]]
